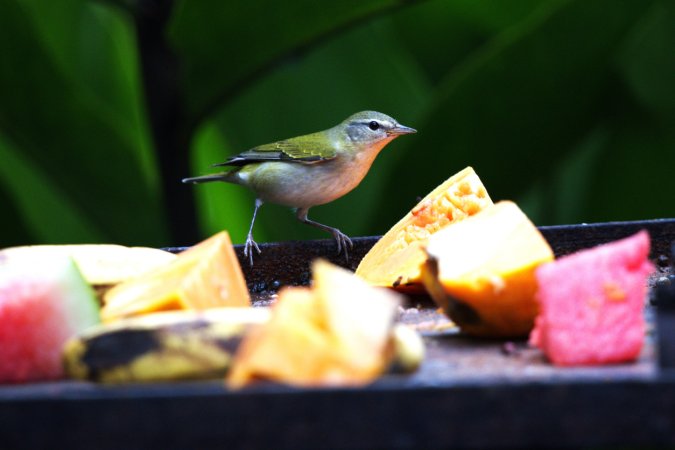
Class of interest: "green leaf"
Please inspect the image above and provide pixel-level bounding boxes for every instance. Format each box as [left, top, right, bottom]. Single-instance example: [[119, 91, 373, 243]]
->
[[0, 186, 33, 248], [0, 136, 37, 247], [0, 0, 167, 246], [517, 126, 610, 225], [615, 0, 675, 121], [392, 0, 559, 84], [440, 0, 561, 32], [584, 104, 675, 222], [377, 0, 657, 229], [0, 133, 104, 245], [78, 2, 159, 185], [17, 0, 157, 183], [168, 0, 418, 123]]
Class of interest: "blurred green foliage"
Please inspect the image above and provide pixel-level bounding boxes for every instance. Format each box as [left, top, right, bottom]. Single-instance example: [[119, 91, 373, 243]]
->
[[0, 0, 673, 248]]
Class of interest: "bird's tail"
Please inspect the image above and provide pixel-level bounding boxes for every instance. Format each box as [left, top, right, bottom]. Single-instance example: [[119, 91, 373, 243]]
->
[[182, 173, 232, 184]]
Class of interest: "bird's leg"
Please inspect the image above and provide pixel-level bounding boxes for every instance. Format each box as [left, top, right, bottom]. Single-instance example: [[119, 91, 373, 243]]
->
[[244, 198, 263, 266], [295, 207, 353, 261]]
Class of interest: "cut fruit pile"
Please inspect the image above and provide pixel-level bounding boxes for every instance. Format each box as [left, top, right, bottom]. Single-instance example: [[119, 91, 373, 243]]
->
[[0, 229, 425, 385], [355, 166, 555, 338], [227, 260, 416, 388], [355, 167, 493, 293], [101, 231, 250, 322], [0, 230, 254, 383], [357, 165, 654, 358]]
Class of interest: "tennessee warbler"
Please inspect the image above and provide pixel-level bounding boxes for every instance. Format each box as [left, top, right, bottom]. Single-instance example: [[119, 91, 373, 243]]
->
[[183, 111, 416, 265]]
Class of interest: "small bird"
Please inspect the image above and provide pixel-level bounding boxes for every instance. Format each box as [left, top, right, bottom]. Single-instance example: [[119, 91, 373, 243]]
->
[[182, 111, 416, 265]]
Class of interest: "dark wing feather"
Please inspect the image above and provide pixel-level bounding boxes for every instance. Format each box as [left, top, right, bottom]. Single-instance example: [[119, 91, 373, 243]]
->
[[212, 133, 337, 167]]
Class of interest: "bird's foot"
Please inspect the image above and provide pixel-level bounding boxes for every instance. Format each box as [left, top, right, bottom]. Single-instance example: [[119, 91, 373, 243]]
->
[[294, 208, 353, 262], [332, 229, 354, 262], [244, 234, 261, 267]]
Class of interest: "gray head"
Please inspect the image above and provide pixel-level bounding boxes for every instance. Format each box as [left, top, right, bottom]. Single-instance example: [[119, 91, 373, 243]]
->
[[340, 111, 416, 145]]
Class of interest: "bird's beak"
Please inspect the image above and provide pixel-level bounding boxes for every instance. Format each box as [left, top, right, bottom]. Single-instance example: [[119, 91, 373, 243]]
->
[[388, 124, 417, 136]]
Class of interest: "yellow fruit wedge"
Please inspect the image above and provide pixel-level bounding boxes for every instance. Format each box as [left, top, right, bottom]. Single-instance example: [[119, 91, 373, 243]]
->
[[0, 244, 176, 286], [421, 201, 554, 337], [101, 232, 250, 322], [227, 260, 404, 388], [227, 287, 340, 387], [314, 259, 404, 376], [356, 166, 493, 292]]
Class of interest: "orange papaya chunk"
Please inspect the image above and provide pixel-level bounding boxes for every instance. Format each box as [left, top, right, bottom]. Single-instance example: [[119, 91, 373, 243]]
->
[[421, 201, 554, 337], [356, 167, 493, 292], [101, 231, 250, 322], [227, 260, 401, 388]]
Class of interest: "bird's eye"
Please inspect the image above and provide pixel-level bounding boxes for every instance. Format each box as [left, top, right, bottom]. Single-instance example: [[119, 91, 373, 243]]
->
[[368, 121, 380, 131]]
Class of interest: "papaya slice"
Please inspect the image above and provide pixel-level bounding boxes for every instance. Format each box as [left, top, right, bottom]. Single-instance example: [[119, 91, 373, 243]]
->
[[355, 167, 493, 292], [101, 231, 250, 322], [421, 201, 554, 337]]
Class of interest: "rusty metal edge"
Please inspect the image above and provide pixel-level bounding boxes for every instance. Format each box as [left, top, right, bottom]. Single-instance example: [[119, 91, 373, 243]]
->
[[164, 217, 675, 292]]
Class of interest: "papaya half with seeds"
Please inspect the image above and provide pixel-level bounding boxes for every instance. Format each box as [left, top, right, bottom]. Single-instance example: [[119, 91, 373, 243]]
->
[[355, 167, 493, 293], [421, 201, 554, 338]]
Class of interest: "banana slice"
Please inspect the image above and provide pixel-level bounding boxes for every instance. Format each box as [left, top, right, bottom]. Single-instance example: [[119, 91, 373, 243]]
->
[[63, 307, 270, 383]]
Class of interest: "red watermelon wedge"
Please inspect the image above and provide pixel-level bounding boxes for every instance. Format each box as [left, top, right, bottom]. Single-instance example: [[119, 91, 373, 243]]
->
[[0, 256, 100, 383], [530, 231, 653, 366]]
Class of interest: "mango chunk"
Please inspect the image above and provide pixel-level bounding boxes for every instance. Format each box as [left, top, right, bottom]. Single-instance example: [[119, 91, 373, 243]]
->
[[421, 201, 554, 337], [356, 167, 493, 292], [101, 231, 250, 322]]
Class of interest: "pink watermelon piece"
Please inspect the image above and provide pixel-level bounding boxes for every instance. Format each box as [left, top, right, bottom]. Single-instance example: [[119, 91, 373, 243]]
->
[[529, 230, 653, 366], [0, 256, 100, 383]]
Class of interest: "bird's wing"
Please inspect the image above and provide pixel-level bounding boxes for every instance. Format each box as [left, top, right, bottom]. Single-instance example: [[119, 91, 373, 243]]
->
[[213, 134, 337, 167]]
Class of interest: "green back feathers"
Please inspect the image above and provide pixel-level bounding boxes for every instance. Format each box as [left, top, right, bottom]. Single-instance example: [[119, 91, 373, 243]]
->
[[215, 131, 337, 167]]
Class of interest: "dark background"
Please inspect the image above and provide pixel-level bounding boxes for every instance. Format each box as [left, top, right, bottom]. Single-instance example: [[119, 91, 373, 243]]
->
[[0, 0, 673, 249]]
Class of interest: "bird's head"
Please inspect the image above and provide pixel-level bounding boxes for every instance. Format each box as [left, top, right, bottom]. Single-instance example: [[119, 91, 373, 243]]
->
[[340, 111, 416, 149]]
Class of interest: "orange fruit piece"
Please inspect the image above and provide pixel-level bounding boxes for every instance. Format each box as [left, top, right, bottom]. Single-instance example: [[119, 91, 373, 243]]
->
[[421, 201, 554, 337], [101, 231, 250, 322], [227, 260, 402, 388], [355, 166, 493, 293]]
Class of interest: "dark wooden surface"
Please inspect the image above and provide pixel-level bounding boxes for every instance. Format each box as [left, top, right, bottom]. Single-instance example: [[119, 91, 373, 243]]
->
[[1, 218, 674, 449]]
